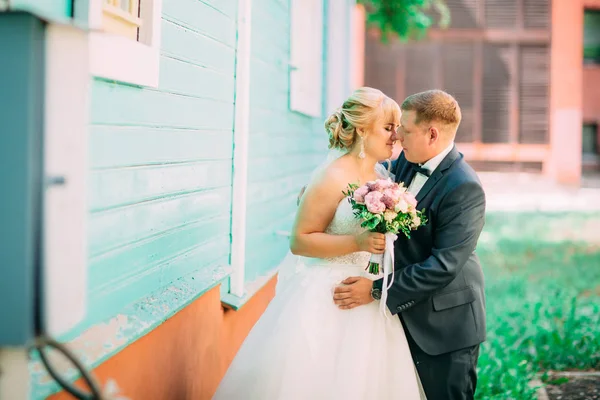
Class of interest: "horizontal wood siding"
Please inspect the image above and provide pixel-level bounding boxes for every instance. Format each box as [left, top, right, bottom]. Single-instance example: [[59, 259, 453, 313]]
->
[[78, 0, 237, 333], [244, 0, 328, 282]]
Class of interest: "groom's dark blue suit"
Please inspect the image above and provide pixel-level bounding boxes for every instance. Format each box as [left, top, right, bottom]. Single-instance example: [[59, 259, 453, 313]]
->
[[374, 146, 486, 400]]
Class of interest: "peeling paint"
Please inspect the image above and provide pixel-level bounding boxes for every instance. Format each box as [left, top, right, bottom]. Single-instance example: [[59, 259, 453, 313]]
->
[[29, 265, 231, 399]]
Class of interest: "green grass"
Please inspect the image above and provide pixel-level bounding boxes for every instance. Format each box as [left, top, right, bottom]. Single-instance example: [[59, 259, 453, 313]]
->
[[475, 212, 600, 399]]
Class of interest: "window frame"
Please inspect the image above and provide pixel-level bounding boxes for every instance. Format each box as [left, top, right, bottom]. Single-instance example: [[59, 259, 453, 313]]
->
[[75, 0, 163, 88]]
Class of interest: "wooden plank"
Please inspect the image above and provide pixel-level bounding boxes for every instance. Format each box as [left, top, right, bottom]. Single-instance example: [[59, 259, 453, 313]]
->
[[86, 240, 230, 327], [89, 216, 231, 291], [91, 80, 235, 130], [89, 160, 232, 211], [246, 194, 297, 233], [162, 0, 237, 48], [89, 187, 232, 256], [248, 133, 326, 158], [249, 65, 292, 111], [246, 172, 312, 204], [161, 18, 236, 73], [244, 224, 294, 281], [247, 153, 325, 183], [90, 126, 232, 168], [159, 56, 235, 102], [457, 142, 549, 161], [198, 0, 237, 20]]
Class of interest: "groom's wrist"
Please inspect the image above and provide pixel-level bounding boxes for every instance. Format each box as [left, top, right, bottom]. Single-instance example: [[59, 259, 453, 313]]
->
[[372, 279, 383, 292], [371, 279, 384, 300]]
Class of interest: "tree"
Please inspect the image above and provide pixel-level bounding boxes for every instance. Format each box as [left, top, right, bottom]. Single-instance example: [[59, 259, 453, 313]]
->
[[357, 0, 450, 42]]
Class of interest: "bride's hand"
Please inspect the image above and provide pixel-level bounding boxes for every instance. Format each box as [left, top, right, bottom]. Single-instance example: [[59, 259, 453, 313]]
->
[[355, 232, 385, 254]]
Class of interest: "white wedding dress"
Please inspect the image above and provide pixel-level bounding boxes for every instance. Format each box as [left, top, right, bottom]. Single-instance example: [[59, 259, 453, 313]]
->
[[213, 196, 426, 399]]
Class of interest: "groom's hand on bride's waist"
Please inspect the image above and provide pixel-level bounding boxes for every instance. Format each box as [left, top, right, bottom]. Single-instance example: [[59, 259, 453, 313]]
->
[[333, 277, 373, 310]]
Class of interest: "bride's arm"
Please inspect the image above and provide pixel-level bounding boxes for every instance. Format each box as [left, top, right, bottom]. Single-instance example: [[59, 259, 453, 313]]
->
[[289, 168, 383, 258]]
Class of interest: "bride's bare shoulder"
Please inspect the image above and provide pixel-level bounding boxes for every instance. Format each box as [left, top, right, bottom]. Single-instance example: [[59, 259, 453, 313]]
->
[[310, 157, 355, 194]]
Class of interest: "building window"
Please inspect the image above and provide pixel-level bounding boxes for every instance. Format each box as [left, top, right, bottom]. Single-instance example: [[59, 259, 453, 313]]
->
[[102, 0, 142, 41], [289, 0, 324, 117], [584, 10, 600, 65], [77, 0, 163, 87]]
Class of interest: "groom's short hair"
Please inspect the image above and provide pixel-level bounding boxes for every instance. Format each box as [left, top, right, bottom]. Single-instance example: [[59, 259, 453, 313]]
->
[[401, 90, 461, 134]]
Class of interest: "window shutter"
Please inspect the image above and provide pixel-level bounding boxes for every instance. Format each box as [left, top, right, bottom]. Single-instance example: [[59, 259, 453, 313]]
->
[[326, 0, 352, 114], [443, 43, 475, 142], [524, 0, 549, 29], [482, 44, 511, 143], [290, 0, 323, 117], [485, 0, 518, 28], [519, 45, 549, 144], [445, 0, 478, 29]]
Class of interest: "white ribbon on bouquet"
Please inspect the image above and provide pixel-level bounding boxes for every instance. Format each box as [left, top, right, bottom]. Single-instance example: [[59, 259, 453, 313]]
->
[[368, 232, 398, 318]]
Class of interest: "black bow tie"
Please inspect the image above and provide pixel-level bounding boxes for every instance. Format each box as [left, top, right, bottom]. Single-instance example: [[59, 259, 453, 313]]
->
[[411, 163, 431, 177]]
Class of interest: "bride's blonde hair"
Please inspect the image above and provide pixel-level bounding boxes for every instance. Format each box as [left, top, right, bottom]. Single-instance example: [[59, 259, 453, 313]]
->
[[324, 87, 400, 151]]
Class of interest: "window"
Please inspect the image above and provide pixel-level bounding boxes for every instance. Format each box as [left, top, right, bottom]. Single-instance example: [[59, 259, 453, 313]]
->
[[584, 10, 600, 65], [76, 0, 163, 87], [102, 0, 142, 40], [289, 0, 324, 117]]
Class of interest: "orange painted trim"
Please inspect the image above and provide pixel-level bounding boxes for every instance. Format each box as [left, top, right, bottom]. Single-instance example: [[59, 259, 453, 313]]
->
[[48, 276, 278, 400]]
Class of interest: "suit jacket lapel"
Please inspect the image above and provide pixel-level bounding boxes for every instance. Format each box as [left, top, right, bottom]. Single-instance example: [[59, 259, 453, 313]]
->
[[394, 152, 415, 187], [415, 145, 461, 203]]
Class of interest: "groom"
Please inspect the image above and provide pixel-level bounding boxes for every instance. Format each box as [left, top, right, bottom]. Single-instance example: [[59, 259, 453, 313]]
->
[[333, 90, 486, 400]]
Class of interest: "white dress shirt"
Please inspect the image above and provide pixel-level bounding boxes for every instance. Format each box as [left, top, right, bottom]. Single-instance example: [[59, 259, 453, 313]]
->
[[407, 142, 455, 195]]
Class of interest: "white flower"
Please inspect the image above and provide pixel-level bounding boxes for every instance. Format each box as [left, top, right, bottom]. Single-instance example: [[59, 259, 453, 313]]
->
[[384, 210, 398, 222]]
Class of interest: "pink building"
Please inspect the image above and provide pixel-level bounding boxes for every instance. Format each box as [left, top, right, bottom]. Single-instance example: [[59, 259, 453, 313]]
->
[[358, 0, 600, 186]]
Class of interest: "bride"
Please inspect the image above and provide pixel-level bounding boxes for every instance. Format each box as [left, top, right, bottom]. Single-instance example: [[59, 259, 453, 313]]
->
[[213, 87, 425, 399]]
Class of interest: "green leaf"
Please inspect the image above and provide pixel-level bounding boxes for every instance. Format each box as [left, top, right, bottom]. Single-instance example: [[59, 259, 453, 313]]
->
[[357, 0, 450, 42]]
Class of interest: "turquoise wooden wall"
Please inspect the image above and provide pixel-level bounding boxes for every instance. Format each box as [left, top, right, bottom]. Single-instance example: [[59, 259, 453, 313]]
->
[[72, 0, 238, 335], [28, 0, 348, 397], [63, 0, 335, 336], [244, 0, 328, 282]]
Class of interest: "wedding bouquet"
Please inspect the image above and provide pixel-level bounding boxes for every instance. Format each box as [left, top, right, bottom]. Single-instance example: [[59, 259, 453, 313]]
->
[[343, 178, 427, 275]]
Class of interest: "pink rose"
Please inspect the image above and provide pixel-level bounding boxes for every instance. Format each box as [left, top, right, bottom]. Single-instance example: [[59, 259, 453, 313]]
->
[[376, 178, 394, 190], [411, 215, 422, 229], [381, 194, 395, 209], [353, 186, 369, 203], [384, 210, 398, 222], [383, 188, 402, 203], [403, 192, 418, 209], [364, 191, 385, 214], [394, 198, 409, 213], [366, 180, 380, 192]]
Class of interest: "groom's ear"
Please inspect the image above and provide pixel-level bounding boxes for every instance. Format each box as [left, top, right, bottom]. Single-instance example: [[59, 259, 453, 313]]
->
[[429, 126, 440, 144]]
